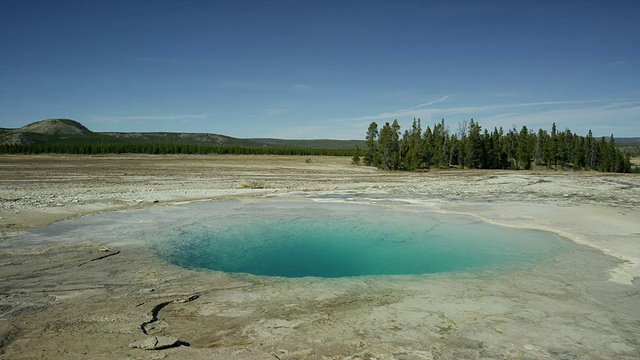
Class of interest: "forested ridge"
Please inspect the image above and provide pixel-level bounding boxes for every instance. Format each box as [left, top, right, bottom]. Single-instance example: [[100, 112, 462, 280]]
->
[[0, 119, 359, 156], [363, 119, 633, 173], [0, 142, 354, 157], [0, 118, 636, 172]]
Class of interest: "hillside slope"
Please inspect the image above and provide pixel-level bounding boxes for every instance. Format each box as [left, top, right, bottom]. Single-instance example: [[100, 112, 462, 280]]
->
[[0, 119, 365, 149], [18, 119, 91, 135]]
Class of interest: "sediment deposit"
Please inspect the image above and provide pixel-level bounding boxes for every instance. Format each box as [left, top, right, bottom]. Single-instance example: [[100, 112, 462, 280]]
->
[[1, 155, 639, 359]]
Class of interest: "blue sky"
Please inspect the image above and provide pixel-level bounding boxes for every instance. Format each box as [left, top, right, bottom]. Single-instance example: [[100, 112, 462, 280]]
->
[[1, 0, 639, 139]]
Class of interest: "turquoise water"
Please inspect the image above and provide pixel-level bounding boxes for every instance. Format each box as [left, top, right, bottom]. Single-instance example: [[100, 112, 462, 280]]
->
[[152, 201, 571, 278]]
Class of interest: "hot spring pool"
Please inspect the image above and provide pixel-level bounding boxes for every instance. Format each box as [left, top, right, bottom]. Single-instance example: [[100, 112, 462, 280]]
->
[[13, 200, 573, 278], [147, 201, 571, 278]]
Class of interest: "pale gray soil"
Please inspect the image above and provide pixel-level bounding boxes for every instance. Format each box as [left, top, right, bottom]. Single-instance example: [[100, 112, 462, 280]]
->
[[1, 155, 639, 359]]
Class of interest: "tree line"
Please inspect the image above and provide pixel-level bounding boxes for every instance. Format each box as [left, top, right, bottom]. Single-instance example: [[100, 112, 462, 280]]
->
[[363, 119, 632, 173], [0, 143, 355, 157]]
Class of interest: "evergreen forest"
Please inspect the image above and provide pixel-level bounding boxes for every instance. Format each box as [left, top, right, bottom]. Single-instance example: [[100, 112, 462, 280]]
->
[[0, 142, 355, 157], [363, 119, 633, 173], [1, 118, 636, 173]]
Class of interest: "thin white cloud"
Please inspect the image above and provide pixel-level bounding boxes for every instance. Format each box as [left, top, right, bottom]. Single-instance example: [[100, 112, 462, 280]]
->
[[90, 114, 208, 122], [292, 83, 311, 90], [221, 80, 312, 92], [339, 98, 626, 123], [493, 92, 518, 98], [265, 108, 290, 116], [484, 102, 640, 129], [137, 56, 179, 64], [606, 60, 629, 66], [510, 99, 611, 107], [329, 97, 640, 138], [324, 99, 639, 139], [489, 112, 520, 119], [398, 94, 455, 112], [136, 56, 207, 66]]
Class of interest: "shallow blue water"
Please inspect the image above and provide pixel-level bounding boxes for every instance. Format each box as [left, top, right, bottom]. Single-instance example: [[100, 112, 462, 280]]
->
[[151, 201, 571, 278]]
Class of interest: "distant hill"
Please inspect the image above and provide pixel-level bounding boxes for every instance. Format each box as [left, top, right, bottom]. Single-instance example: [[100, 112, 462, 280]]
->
[[99, 131, 258, 147], [18, 118, 91, 135], [0, 118, 366, 149], [248, 138, 365, 150], [1, 119, 92, 144], [616, 137, 640, 143], [6, 118, 633, 152], [1, 119, 90, 145]]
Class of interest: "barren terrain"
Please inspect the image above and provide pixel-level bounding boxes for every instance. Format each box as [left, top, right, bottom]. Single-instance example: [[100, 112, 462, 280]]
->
[[1, 155, 639, 359]]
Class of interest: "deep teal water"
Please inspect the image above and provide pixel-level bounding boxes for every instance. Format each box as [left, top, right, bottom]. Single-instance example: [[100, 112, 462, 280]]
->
[[152, 201, 571, 278]]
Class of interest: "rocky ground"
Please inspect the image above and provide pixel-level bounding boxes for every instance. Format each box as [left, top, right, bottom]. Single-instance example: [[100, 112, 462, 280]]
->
[[0, 154, 639, 359]]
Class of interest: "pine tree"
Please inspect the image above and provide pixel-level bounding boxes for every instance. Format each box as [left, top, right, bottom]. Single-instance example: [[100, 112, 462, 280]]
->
[[422, 125, 433, 168], [352, 146, 361, 165], [408, 118, 423, 169], [586, 129, 596, 170], [516, 125, 532, 169], [365, 122, 379, 166], [377, 121, 400, 170]]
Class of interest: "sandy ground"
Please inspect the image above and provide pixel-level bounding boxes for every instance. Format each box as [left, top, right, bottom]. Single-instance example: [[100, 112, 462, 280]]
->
[[0, 154, 639, 359]]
